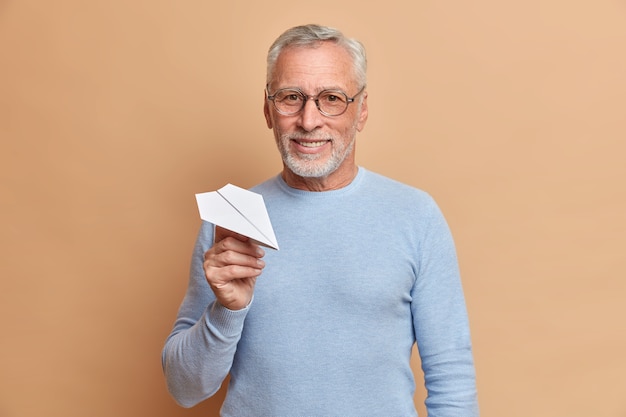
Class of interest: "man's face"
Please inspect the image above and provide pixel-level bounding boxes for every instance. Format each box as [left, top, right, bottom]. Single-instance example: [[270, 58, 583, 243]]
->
[[264, 42, 368, 190]]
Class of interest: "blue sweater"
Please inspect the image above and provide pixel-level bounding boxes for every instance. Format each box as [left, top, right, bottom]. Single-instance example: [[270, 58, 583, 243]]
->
[[163, 168, 478, 416]]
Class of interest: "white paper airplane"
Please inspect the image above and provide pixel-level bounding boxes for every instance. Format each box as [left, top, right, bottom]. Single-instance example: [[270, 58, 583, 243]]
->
[[195, 184, 279, 250]]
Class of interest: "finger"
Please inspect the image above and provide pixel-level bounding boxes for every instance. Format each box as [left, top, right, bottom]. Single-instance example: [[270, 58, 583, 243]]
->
[[204, 261, 264, 290], [208, 235, 265, 260], [208, 264, 264, 284], [204, 240, 265, 273], [214, 226, 249, 244], [213, 247, 266, 269]]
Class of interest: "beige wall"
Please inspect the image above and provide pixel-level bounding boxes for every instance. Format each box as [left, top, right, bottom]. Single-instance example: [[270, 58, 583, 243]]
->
[[1, 1, 625, 416]]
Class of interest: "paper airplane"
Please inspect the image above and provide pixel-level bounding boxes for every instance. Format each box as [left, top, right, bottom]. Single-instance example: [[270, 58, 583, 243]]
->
[[195, 184, 279, 250]]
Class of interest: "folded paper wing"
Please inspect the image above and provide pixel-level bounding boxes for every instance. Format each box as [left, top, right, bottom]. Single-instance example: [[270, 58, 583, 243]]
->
[[195, 183, 279, 250]]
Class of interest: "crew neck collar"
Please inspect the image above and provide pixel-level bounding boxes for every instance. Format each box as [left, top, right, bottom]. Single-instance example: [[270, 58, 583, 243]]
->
[[276, 167, 366, 197]]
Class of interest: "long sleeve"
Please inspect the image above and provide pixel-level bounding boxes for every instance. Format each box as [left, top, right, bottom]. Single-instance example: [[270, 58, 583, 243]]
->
[[412, 199, 479, 416], [161, 222, 249, 408]]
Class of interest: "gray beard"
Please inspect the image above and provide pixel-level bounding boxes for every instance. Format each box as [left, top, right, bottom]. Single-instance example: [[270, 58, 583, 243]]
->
[[278, 136, 355, 178]]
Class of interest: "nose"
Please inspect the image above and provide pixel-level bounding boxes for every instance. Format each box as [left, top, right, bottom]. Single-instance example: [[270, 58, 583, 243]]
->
[[297, 98, 324, 132]]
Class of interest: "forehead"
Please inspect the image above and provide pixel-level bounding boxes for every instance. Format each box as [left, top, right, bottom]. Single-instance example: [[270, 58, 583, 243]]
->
[[271, 42, 356, 91]]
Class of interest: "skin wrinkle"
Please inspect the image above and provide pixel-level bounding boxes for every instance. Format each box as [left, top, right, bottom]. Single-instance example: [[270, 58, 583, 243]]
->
[[264, 43, 368, 192]]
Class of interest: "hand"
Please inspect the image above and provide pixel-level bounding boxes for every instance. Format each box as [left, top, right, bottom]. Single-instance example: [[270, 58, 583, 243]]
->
[[203, 226, 265, 310]]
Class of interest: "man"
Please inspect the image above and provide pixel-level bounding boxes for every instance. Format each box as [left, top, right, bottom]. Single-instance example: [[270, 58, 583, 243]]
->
[[163, 24, 479, 416]]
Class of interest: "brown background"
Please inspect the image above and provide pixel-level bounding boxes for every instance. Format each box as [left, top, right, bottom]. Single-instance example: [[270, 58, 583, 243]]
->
[[1, 1, 625, 416]]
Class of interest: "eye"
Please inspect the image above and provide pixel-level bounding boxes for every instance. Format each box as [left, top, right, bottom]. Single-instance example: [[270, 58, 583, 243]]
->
[[276, 91, 303, 103], [320, 91, 347, 103]]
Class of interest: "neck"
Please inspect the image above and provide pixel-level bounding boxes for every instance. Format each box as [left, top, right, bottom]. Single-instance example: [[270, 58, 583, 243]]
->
[[282, 164, 358, 191]]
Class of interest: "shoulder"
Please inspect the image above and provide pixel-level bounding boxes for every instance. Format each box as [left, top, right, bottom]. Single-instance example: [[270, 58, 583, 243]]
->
[[360, 169, 438, 210], [250, 175, 283, 196]]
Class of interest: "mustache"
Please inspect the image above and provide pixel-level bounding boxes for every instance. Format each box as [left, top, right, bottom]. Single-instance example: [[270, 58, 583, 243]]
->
[[281, 132, 333, 141]]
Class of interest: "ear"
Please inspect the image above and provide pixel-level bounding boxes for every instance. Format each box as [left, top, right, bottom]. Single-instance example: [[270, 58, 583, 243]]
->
[[264, 94, 273, 129], [355, 91, 368, 132]]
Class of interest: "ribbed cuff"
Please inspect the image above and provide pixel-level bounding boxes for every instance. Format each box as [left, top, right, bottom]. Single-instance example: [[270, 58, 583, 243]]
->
[[206, 298, 252, 338]]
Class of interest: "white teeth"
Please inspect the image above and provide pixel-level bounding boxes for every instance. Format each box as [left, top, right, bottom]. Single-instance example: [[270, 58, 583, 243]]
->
[[298, 140, 327, 147]]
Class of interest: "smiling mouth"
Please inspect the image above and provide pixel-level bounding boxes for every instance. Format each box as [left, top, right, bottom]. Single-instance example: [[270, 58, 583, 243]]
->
[[293, 139, 330, 148]]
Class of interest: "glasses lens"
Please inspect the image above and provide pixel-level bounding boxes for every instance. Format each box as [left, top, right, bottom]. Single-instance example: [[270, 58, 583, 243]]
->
[[269, 89, 352, 116], [317, 91, 349, 116], [273, 90, 305, 115]]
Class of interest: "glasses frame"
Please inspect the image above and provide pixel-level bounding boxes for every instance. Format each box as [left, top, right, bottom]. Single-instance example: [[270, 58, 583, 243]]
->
[[266, 85, 366, 117]]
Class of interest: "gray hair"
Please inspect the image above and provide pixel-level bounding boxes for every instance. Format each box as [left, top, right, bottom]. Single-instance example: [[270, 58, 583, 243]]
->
[[266, 24, 367, 89]]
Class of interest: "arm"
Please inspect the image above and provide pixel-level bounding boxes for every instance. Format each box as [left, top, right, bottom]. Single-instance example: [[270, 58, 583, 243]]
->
[[161, 223, 265, 407], [412, 200, 479, 417]]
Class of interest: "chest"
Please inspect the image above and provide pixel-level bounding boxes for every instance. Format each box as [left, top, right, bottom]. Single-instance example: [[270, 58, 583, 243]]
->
[[256, 211, 419, 318]]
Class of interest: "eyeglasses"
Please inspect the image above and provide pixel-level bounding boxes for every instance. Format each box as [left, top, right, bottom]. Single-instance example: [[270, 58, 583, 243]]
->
[[266, 85, 366, 117]]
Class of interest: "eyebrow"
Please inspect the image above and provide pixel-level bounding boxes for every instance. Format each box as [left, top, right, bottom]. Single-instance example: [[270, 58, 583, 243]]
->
[[277, 85, 348, 94]]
